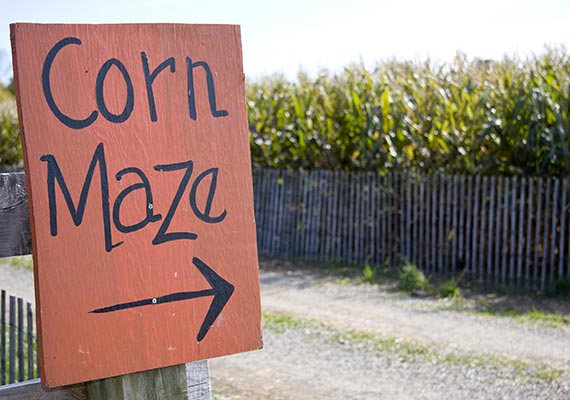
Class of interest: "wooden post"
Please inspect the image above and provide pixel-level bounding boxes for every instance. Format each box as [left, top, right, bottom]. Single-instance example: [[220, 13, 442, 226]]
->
[[0, 172, 212, 399]]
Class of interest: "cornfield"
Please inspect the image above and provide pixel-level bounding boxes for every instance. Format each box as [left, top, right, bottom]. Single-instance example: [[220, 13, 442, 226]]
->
[[247, 49, 570, 176]]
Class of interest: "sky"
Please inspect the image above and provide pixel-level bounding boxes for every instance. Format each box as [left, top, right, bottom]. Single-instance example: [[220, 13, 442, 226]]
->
[[1, 0, 570, 84]]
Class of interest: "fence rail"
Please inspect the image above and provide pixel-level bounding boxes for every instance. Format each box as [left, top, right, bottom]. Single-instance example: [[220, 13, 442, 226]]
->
[[253, 169, 570, 290], [0, 289, 38, 386]]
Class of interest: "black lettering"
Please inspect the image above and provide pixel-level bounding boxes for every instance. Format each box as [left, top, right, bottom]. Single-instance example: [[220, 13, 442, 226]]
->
[[186, 58, 229, 121], [152, 160, 198, 244], [40, 143, 122, 252], [42, 37, 98, 129], [141, 52, 175, 122], [96, 59, 135, 123], [189, 168, 227, 223], [112, 167, 162, 233]]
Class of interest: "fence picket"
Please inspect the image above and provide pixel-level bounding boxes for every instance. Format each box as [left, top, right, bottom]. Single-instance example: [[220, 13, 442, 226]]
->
[[487, 176, 495, 286], [541, 179, 552, 291], [9, 296, 15, 384], [471, 175, 480, 280], [479, 176, 488, 282], [452, 175, 459, 277], [526, 178, 534, 289], [27, 303, 33, 380], [17, 298, 24, 382], [458, 176, 465, 273], [243, 169, 570, 291], [445, 175, 452, 276], [502, 178, 509, 286], [517, 179, 525, 287], [509, 178, 517, 286], [549, 179, 559, 287], [1, 290, 5, 386], [559, 179, 567, 281]]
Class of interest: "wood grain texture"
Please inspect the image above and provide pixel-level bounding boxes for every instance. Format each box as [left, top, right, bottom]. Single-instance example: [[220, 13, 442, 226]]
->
[[11, 23, 262, 387], [0, 172, 32, 257]]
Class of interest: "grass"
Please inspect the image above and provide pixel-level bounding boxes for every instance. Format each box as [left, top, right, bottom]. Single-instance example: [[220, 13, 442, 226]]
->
[[476, 305, 570, 327], [360, 263, 378, 284], [262, 310, 565, 383], [439, 279, 461, 298], [435, 297, 570, 328], [5, 255, 34, 272], [396, 264, 431, 293]]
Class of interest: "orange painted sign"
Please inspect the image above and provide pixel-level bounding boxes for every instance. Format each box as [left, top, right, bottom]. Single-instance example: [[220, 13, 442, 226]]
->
[[10, 23, 262, 387]]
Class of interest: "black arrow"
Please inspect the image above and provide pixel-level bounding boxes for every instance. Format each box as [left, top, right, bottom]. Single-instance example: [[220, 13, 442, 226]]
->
[[89, 257, 235, 342]]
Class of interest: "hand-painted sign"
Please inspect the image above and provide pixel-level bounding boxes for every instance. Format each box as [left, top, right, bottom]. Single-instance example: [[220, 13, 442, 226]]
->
[[10, 23, 262, 388]]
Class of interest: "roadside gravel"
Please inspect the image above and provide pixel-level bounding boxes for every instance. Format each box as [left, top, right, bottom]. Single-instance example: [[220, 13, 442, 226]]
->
[[209, 260, 570, 399]]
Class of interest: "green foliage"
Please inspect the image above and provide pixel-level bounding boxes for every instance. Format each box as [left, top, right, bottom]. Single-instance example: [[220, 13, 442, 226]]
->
[[8, 255, 34, 272], [397, 264, 430, 292], [361, 263, 378, 283], [248, 48, 570, 176], [439, 279, 461, 298], [0, 97, 21, 170]]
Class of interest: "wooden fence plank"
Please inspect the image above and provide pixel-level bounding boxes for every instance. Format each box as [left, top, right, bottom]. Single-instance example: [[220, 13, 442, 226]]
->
[[9, 296, 15, 384], [549, 179, 559, 287], [416, 175, 426, 270], [368, 172, 378, 265], [471, 175, 480, 280], [445, 175, 452, 276], [495, 177, 503, 286], [355, 173, 362, 263], [381, 174, 387, 264], [451, 175, 459, 277], [517, 179, 526, 287], [487, 176, 496, 286], [0, 172, 32, 257], [1, 290, 5, 386], [534, 178, 543, 290], [559, 178, 567, 281], [27, 302, 34, 380], [405, 174, 412, 262], [509, 178, 517, 286], [465, 176, 473, 277], [332, 171, 340, 261], [386, 173, 392, 266], [17, 298, 24, 382], [398, 173, 404, 264], [456, 176, 463, 273], [479, 176, 488, 282], [501, 178, 510, 286], [424, 176, 432, 274], [541, 179, 552, 291], [526, 178, 534, 289], [436, 175, 447, 274]]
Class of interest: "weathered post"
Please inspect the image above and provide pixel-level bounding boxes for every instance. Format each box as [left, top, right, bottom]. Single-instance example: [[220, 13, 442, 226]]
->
[[4, 23, 262, 398]]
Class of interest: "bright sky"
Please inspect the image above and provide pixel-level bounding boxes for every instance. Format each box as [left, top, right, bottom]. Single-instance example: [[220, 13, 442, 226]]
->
[[1, 0, 570, 84]]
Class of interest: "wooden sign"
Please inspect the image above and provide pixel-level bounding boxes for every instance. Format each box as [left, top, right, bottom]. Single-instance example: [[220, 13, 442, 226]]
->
[[10, 23, 262, 388]]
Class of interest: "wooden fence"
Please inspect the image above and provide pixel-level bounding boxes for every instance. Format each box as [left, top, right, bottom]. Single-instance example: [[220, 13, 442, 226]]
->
[[253, 169, 570, 290], [0, 290, 38, 385]]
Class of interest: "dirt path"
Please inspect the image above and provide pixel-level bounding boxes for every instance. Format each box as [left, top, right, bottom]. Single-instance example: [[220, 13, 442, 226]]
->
[[209, 264, 570, 399], [257, 269, 570, 368], [0, 258, 35, 304]]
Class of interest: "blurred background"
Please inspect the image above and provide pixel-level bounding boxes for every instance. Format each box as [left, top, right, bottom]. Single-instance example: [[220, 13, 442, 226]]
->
[[2, 1, 570, 399]]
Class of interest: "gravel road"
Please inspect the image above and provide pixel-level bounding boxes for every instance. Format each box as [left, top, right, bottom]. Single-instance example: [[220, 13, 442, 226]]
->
[[209, 261, 570, 399]]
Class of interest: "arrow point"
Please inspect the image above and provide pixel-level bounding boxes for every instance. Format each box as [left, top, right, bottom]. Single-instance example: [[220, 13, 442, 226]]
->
[[193, 257, 235, 342]]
